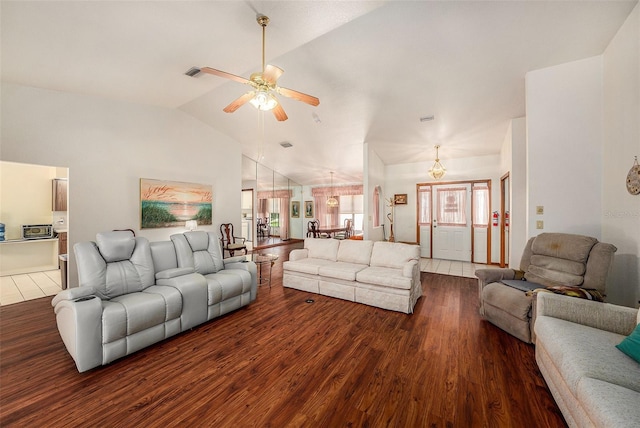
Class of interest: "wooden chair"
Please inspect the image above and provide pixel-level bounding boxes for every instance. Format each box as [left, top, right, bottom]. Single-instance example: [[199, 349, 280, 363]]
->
[[335, 219, 353, 240], [307, 220, 319, 237], [257, 217, 270, 238], [219, 223, 247, 258]]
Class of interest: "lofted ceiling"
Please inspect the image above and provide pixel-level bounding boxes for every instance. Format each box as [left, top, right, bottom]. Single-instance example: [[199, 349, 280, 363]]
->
[[2, 1, 637, 186]]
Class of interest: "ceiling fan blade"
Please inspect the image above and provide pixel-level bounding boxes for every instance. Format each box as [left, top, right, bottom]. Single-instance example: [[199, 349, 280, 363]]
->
[[262, 64, 284, 85], [272, 103, 288, 121], [200, 67, 250, 85], [277, 86, 320, 106], [223, 92, 254, 113]]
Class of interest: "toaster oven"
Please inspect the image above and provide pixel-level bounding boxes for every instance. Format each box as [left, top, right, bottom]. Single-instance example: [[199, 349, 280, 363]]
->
[[22, 224, 53, 240]]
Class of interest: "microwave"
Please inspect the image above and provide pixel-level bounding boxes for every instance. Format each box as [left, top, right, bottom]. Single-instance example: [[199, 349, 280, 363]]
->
[[22, 224, 53, 240]]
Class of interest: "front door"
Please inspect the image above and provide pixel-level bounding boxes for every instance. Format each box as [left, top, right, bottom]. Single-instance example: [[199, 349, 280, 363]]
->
[[431, 184, 472, 261]]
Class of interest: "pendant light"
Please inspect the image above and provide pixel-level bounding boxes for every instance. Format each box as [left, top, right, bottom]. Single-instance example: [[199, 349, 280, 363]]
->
[[428, 145, 446, 180], [327, 172, 339, 208]]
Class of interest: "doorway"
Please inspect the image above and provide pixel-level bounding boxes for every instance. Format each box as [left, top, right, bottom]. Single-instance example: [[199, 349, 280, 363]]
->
[[417, 179, 491, 264]]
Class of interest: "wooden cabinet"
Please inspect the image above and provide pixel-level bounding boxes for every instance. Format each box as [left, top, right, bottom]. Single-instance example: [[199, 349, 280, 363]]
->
[[52, 179, 68, 211], [57, 232, 67, 255]]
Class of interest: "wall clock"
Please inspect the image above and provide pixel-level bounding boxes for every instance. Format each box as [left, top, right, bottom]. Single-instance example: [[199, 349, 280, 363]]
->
[[627, 156, 640, 195]]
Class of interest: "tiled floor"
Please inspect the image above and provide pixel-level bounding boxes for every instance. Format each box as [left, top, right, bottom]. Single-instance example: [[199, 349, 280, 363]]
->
[[420, 258, 483, 279], [0, 270, 62, 306]]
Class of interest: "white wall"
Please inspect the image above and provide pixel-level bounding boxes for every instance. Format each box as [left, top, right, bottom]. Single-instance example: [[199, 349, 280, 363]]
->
[[602, 3, 640, 308], [363, 143, 385, 241], [500, 117, 527, 268], [525, 57, 603, 239], [384, 154, 502, 260], [1, 83, 242, 287]]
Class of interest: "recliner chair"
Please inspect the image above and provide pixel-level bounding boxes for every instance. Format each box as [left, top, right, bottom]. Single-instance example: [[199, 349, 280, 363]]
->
[[476, 233, 617, 343], [171, 231, 257, 320]]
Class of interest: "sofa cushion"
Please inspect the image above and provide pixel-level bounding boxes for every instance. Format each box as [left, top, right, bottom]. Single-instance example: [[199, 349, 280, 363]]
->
[[318, 262, 369, 281], [577, 378, 640, 428], [535, 316, 640, 395], [616, 324, 640, 364], [305, 238, 340, 261], [283, 258, 335, 275], [356, 266, 413, 290], [104, 292, 167, 342], [370, 241, 419, 269], [337, 240, 374, 265], [204, 270, 252, 305]]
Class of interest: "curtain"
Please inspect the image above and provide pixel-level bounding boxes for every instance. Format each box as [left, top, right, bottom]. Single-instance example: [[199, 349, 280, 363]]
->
[[418, 186, 431, 225], [312, 185, 363, 228], [437, 187, 467, 226], [279, 197, 290, 239], [257, 198, 268, 219], [472, 185, 489, 227]]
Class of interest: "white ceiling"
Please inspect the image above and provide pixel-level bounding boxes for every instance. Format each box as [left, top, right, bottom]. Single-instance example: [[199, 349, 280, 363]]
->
[[2, 1, 637, 186]]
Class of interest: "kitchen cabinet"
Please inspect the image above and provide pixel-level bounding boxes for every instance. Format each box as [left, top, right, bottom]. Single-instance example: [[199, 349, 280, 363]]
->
[[57, 232, 67, 255], [52, 178, 68, 211]]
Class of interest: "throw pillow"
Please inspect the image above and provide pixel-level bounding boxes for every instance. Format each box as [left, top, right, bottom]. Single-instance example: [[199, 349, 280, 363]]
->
[[527, 286, 605, 302], [616, 324, 640, 364]]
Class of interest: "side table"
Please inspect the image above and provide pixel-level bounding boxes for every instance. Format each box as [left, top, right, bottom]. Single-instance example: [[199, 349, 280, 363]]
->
[[251, 253, 279, 287]]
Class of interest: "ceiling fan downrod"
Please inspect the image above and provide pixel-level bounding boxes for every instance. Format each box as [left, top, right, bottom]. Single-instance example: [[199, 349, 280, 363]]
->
[[257, 15, 270, 74]]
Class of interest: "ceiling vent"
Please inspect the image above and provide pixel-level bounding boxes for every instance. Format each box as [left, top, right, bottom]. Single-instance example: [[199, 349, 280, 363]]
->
[[280, 142, 293, 148], [420, 115, 435, 122], [185, 67, 201, 77]]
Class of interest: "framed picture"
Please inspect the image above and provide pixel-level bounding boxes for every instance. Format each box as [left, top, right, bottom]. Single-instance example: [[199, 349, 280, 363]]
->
[[140, 178, 212, 229], [291, 201, 300, 218], [304, 201, 314, 218], [394, 193, 407, 205]]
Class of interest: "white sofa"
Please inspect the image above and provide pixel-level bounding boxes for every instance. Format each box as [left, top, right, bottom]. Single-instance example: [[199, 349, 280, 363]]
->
[[283, 238, 421, 314], [535, 292, 640, 427]]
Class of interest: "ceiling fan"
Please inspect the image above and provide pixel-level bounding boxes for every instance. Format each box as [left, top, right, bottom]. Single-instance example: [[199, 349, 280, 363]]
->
[[196, 15, 319, 122]]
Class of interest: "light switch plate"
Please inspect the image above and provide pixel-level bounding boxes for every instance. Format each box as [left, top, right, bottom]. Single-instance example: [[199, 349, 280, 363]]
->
[[536, 206, 544, 215], [536, 220, 544, 229]]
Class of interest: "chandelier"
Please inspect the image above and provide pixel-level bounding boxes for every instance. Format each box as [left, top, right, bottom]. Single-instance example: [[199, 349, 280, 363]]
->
[[327, 172, 339, 208], [428, 145, 446, 180]]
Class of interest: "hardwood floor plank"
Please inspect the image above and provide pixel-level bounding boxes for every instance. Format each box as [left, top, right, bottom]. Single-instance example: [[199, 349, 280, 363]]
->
[[0, 243, 567, 427]]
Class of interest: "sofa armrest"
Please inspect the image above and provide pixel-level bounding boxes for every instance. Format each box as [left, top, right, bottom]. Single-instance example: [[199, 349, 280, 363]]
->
[[475, 268, 518, 286], [157, 272, 208, 330], [52, 295, 103, 372], [403, 259, 418, 278], [51, 286, 97, 307], [223, 261, 258, 302], [288, 248, 308, 261], [155, 267, 195, 280], [223, 255, 247, 265], [536, 292, 638, 336]]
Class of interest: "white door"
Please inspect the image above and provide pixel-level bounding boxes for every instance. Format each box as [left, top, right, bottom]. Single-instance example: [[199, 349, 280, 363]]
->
[[432, 184, 472, 261]]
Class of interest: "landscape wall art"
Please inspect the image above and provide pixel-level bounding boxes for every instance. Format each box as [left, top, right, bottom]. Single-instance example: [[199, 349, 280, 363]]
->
[[140, 178, 212, 229]]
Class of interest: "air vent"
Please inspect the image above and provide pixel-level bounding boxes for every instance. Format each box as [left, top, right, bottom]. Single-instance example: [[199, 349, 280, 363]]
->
[[185, 67, 201, 77], [420, 115, 435, 122], [280, 142, 293, 148]]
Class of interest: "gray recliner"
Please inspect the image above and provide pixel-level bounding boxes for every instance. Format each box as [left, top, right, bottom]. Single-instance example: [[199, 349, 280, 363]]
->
[[52, 230, 206, 372], [171, 231, 257, 320], [476, 233, 617, 343], [52, 230, 258, 373]]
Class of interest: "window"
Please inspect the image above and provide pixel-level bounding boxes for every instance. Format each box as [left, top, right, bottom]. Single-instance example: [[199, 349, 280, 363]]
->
[[339, 194, 363, 232], [436, 188, 467, 226]]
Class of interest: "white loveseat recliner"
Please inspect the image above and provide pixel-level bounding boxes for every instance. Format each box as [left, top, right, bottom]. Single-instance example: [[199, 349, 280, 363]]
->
[[52, 230, 257, 372]]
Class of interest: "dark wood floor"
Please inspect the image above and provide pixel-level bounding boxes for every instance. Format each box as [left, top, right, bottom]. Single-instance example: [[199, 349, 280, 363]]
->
[[0, 243, 566, 427]]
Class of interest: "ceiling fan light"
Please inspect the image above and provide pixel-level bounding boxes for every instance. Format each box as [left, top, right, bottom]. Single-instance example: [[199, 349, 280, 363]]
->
[[249, 90, 278, 111]]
